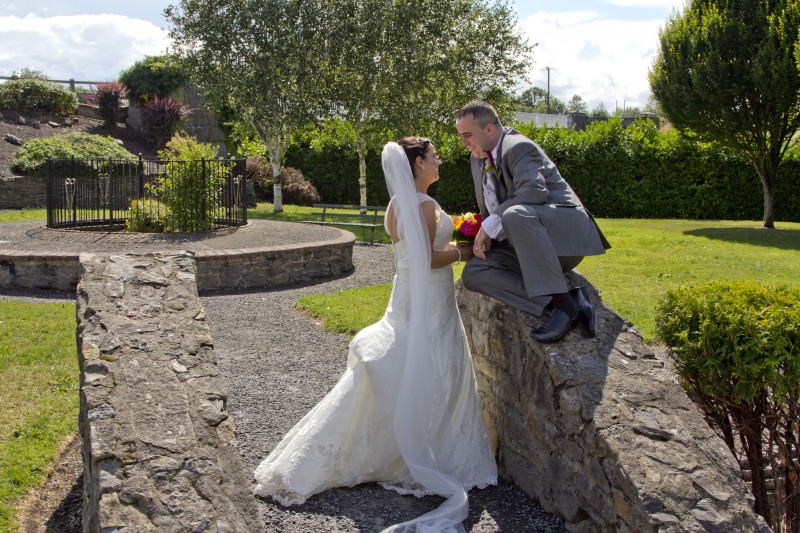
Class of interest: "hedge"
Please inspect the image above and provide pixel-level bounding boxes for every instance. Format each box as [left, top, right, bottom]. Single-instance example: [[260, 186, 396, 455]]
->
[[0, 78, 78, 115], [284, 118, 800, 221]]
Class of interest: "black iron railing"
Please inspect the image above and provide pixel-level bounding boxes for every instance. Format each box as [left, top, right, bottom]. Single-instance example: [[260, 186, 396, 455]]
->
[[45, 156, 248, 232]]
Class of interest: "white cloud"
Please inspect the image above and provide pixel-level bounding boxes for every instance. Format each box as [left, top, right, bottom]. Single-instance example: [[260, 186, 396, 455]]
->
[[0, 13, 171, 82], [517, 4, 684, 111]]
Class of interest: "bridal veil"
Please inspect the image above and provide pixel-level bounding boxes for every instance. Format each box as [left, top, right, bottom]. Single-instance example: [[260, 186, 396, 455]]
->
[[380, 142, 469, 533]]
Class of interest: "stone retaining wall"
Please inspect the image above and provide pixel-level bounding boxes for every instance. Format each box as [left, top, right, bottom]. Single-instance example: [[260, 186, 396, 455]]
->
[[0, 175, 46, 208], [0, 232, 354, 292], [456, 273, 771, 532], [0, 250, 79, 291], [194, 235, 354, 291], [76, 252, 266, 531]]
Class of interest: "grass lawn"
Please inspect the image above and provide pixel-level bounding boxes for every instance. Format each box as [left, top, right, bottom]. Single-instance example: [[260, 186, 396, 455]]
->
[[0, 206, 798, 529], [0, 300, 77, 531], [297, 216, 800, 342]]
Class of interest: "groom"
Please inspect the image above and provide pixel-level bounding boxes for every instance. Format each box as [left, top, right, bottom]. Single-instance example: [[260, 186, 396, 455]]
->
[[455, 100, 610, 343]]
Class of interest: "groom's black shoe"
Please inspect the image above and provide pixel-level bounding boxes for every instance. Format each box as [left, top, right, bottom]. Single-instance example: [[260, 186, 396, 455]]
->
[[529, 308, 581, 343], [569, 286, 596, 338]]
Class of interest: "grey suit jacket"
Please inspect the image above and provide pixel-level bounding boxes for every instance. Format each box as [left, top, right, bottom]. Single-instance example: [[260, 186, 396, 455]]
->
[[471, 127, 610, 257]]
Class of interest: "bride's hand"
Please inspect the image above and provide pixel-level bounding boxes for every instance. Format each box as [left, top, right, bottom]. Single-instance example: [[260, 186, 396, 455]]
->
[[458, 244, 474, 262]]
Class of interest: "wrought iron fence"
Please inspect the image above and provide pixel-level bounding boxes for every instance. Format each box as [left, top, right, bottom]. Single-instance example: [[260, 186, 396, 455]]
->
[[45, 156, 247, 232]]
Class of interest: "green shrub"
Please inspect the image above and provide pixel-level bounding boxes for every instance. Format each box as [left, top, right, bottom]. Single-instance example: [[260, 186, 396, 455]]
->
[[656, 281, 800, 528], [126, 199, 171, 232], [0, 78, 77, 115], [132, 134, 229, 232], [119, 54, 188, 104], [256, 117, 800, 221], [10, 133, 136, 177], [95, 81, 126, 126]]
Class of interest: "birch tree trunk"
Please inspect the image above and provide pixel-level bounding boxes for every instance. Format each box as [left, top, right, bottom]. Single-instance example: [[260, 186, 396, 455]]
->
[[357, 136, 367, 209]]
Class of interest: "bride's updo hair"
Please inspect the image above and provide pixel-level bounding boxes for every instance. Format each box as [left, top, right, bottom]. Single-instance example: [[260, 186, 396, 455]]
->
[[397, 136, 432, 178]]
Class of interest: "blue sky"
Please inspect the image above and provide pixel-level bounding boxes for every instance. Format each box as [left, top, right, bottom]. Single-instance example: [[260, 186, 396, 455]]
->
[[0, 0, 685, 111]]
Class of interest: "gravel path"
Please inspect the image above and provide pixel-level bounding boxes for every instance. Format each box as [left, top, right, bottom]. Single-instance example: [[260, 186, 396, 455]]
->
[[1, 233, 567, 531], [201, 243, 566, 532]]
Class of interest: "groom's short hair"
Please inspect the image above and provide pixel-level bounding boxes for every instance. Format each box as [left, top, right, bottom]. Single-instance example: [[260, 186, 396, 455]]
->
[[457, 100, 502, 129]]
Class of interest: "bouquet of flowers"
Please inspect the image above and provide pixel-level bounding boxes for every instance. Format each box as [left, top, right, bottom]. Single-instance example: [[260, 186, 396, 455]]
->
[[452, 212, 483, 242]]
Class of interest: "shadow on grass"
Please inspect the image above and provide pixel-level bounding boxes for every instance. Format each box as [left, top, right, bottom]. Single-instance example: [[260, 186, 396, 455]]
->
[[684, 227, 800, 251]]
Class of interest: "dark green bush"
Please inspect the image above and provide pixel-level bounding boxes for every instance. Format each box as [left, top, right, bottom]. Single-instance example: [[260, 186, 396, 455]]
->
[[119, 55, 188, 104], [656, 281, 800, 528], [0, 78, 77, 115], [245, 156, 272, 201], [11, 133, 136, 177], [272, 117, 800, 220], [260, 167, 321, 206]]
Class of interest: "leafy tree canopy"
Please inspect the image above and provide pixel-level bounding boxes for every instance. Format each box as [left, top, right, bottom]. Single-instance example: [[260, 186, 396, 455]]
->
[[119, 54, 188, 104], [568, 94, 588, 114], [649, 0, 800, 227]]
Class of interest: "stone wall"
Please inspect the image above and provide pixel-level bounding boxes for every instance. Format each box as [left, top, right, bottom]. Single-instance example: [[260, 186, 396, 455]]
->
[[456, 272, 770, 532], [0, 232, 354, 293], [193, 237, 354, 291], [0, 251, 79, 291], [0, 176, 46, 208], [76, 252, 266, 532]]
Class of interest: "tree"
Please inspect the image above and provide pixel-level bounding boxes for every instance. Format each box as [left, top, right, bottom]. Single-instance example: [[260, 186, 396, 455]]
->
[[119, 55, 188, 105], [518, 86, 548, 108], [167, 0, 331, 212], [590, 102, 609, 118], [568, 94, 588, 113], [14, 68, 49, 80], [649, 0, 800, 228], [324, 0, 532, 206], [643, 94, 662, 116], [614, 105, 641, 118], [528, 95, 567, 114]]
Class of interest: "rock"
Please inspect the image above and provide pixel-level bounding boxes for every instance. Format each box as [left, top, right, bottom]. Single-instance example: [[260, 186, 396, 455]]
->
[[76, 252, 266, 532], [457, 273, 767, 532], [17, 116, 26, 125], [31, 120, 41, 129], [48, 121, 60, 128], [4, 133, 23, 146]]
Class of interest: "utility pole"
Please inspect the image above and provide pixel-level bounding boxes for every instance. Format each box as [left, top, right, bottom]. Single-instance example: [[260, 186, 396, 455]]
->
[[544, 66, 553, 114]]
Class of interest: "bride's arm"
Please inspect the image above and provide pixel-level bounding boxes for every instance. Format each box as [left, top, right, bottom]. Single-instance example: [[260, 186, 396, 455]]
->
[[420, 200, 474, 269]]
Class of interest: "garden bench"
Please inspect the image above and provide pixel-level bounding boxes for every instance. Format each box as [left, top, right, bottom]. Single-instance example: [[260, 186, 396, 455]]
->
[[302, 204, 385, 245]]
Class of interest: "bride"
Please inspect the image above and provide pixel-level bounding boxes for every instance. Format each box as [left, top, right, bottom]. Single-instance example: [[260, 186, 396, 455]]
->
[[253, 137, 497, 531]]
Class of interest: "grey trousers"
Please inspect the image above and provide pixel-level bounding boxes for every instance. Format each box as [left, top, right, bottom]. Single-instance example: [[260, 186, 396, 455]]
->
[[461, 240, 583, 318]]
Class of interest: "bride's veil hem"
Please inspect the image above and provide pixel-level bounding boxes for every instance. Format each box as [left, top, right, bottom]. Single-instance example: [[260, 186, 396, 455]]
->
[[379, 142, 469, 533]]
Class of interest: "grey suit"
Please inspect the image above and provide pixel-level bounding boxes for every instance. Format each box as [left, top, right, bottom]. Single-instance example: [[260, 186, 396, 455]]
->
[[462, 127, 610, 317]]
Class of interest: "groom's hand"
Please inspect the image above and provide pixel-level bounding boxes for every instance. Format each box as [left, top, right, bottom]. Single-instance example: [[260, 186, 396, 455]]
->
[[472, 228, 492, 260]]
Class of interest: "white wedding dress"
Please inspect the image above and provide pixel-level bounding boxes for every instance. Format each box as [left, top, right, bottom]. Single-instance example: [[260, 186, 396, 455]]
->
[[253, 193, 497, 520]]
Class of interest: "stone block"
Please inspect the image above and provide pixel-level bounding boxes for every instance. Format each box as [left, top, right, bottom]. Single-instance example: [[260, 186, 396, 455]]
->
[[456, 273, 768, 531], [77, 252, 265, 531]]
